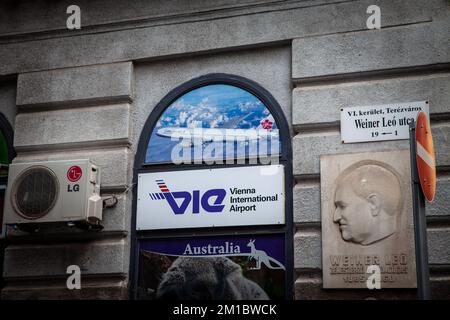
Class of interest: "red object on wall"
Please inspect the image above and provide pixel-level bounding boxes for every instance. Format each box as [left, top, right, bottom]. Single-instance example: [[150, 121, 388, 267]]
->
[[67, 165, 83, 182], [415, 111, 436, 202]]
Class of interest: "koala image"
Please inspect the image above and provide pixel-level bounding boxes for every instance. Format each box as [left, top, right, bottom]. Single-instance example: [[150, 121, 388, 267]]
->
[[156, 256, 269, 300]]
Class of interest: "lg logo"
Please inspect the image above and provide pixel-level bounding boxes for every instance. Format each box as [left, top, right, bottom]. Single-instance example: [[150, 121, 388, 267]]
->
[[67, 166, 82, 182], [150, 180, 226, 215], [67, 166, 82, 193]]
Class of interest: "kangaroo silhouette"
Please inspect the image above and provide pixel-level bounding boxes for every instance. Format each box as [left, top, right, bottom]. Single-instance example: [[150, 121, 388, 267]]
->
[[246, 239, 284, 270]]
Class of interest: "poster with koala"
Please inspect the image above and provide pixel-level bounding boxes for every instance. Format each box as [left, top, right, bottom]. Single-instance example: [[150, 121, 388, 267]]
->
[[321, 149, 417, 288], [137, 234, 285, 299]]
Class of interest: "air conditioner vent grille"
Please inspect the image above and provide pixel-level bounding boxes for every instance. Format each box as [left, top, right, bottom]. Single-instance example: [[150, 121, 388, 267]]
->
[[12, 166, 59, 219]]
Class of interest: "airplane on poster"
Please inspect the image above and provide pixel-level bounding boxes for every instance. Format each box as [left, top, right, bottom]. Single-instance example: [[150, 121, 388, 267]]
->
[[156, 115, 279, 147]]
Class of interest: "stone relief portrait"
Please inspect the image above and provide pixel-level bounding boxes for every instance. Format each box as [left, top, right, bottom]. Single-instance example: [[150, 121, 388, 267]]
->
[[321, 150, 417, 289], [333, 162, 403, 246]]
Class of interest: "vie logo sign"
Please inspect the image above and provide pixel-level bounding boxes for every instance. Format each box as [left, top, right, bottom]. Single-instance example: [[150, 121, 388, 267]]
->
[[136, 165, 284, 230], [150, 179, 226, 214]]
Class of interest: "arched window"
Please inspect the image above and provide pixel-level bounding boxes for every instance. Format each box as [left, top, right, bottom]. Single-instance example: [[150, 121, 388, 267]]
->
[[0, 112, 14, 291], [0, 130, 9, 177], [131, 74, 293, 300], [144, 83, 281, 164], [0, 113, 14, 231]]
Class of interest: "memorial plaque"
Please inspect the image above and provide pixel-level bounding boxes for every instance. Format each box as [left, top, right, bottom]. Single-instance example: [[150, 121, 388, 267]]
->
[[321, 150, 417, 288]]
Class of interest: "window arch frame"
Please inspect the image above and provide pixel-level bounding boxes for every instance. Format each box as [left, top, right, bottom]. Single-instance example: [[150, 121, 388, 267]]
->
[[0, 112, 15, 291], [0, 113, 15, 166], [130, 73, 294, 299]]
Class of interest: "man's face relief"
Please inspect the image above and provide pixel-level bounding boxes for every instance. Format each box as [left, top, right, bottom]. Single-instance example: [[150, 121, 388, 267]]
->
[[333, 184, 374, 244]]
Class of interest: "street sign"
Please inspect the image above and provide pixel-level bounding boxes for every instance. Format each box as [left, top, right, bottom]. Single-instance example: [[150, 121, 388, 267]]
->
[[341, 101, 429, 143], [409, 117, 431, 300], [415, 111, 436, 202]]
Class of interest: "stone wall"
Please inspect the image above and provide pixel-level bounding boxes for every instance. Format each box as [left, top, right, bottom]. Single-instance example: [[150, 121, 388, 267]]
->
[[292, 0, 450, 299], [0, 0, 449, 299], [1, 62, 133, 299]]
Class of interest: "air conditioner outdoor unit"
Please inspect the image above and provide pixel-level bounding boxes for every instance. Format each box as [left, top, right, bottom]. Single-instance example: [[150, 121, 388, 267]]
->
[[3, 159, 102, 226]]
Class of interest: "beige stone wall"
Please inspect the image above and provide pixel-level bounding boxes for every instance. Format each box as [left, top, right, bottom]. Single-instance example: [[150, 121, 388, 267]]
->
[[291, 0, 450, 299], [0, 0, 449, 299]]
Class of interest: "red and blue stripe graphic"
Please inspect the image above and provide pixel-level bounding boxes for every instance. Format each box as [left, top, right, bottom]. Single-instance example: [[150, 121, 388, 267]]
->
[[149, 179, 170, 200]]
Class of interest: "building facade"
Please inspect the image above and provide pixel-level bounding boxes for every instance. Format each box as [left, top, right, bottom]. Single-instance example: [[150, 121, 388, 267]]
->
[[0, 0, 449, 299]]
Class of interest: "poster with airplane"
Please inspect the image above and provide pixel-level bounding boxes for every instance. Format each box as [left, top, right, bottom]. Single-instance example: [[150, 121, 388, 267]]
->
[[145, 84, 281, 164]]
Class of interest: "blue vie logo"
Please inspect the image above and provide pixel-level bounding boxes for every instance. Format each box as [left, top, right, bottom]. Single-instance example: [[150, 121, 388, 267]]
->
[[150, 180, 226, 214]]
